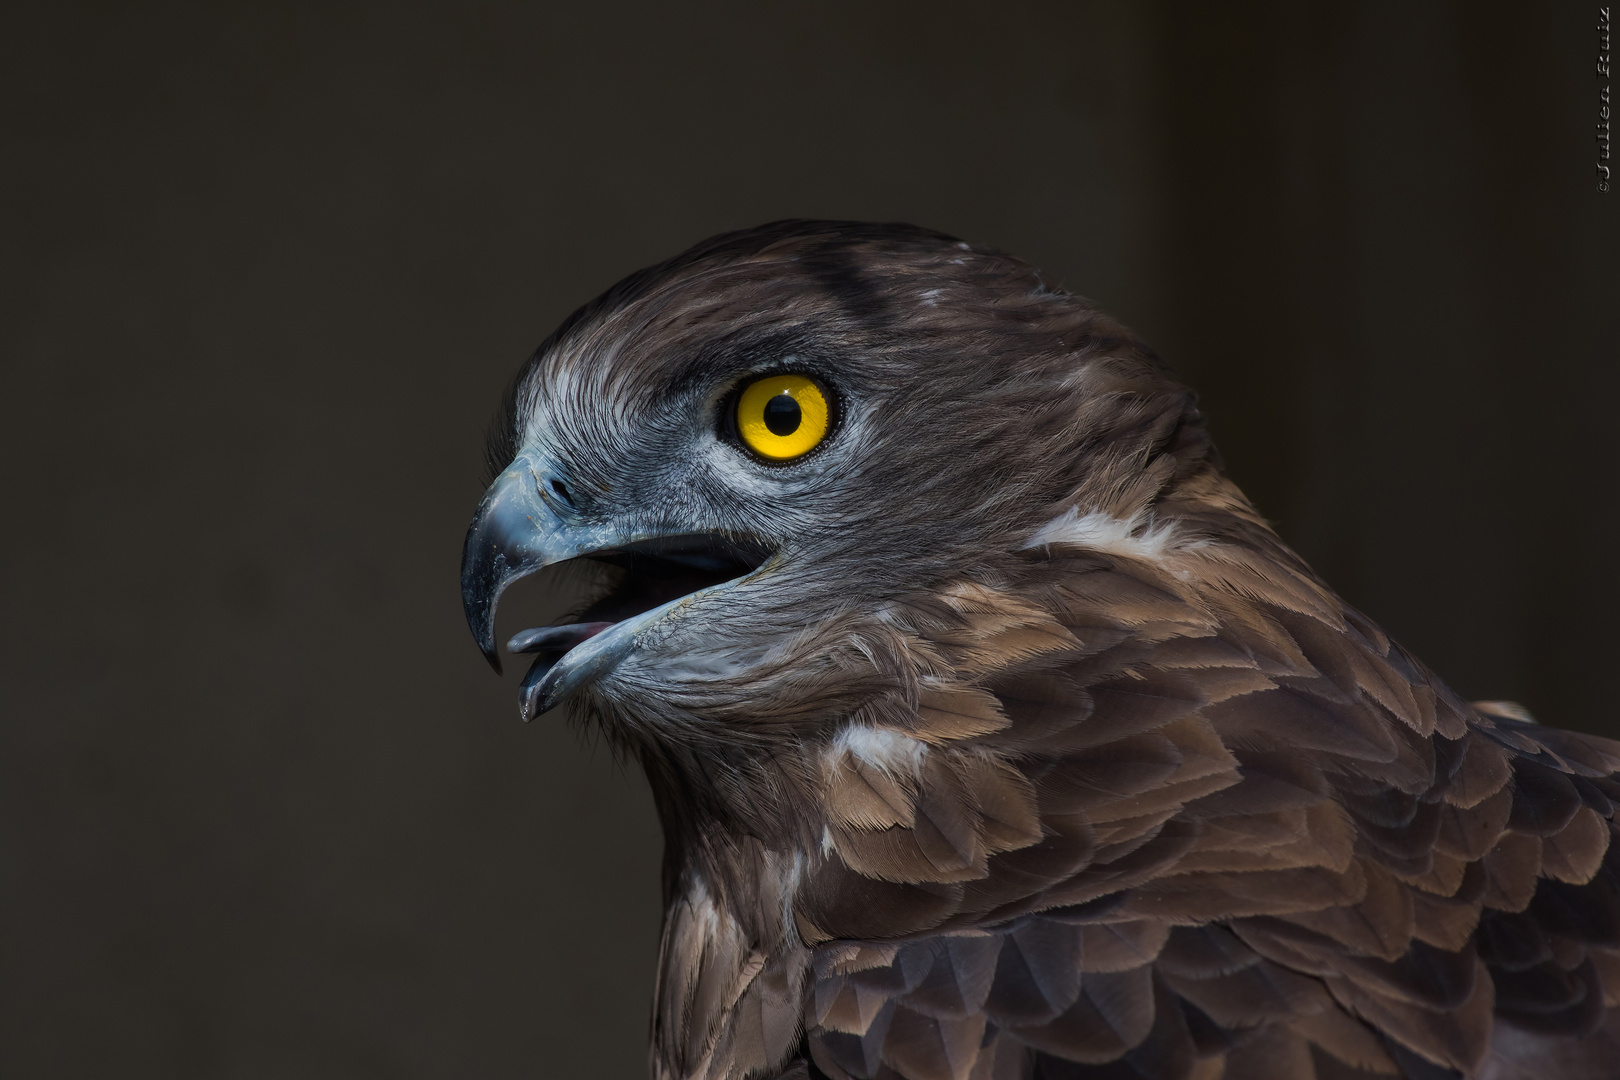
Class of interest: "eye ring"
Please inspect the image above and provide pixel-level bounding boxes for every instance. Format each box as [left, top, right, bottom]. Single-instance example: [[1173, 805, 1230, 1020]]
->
[[735, 374, 831, 461]]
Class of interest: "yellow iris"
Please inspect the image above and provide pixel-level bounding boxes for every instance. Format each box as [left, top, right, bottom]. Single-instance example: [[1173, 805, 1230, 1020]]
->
[[736, 374, 830, 460]]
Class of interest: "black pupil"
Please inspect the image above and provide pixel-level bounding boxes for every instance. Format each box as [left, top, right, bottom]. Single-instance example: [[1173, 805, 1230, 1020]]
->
[[763, 393, 802, 436]]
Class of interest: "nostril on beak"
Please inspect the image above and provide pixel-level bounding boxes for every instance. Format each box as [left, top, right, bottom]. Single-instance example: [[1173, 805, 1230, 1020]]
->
[[531, 467, 578, 514]]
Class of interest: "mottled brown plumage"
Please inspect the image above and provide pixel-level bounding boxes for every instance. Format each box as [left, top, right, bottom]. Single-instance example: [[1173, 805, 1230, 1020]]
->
[[461, 221, 1620, 1080]]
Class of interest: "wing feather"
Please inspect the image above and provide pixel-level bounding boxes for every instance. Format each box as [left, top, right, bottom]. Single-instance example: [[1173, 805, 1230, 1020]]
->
[[780, 545, 1620, 1079]]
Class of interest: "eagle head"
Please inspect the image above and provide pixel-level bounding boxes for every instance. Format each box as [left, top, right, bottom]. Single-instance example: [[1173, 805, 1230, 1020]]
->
[[463, 221, 1213, 757]]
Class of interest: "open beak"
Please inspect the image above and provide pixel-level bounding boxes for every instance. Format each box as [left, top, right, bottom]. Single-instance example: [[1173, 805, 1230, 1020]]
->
[[460, 456, 772, 720], [461, 456, 597, 676]]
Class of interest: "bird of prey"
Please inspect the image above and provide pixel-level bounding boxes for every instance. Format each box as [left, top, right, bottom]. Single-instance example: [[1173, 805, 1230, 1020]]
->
[[461, 221, 1620, 1080]]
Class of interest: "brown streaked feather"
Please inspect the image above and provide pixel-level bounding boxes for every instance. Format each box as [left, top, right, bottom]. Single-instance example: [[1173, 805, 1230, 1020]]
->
[[913, 686, 1015, 744], [1409, 883, 1486, 952], [982, 920, 1083, 1026], [1436, 786, 1516, 862], [1320, 957, 1495, 1075], [1077, 921, 1171, 974], [1288, 1007, 1399, 1075], [1282, 863, 1417, 963], [1481, 834, 1545, 913], [1218, 1025, 1318, 1080], [899, 936, 1001, 1021], [1010, 965, 1157, 1064], [1161, 953, 1332, 1028], [1540, 807, 1609, 885], [1443, 736, 1516, 810]]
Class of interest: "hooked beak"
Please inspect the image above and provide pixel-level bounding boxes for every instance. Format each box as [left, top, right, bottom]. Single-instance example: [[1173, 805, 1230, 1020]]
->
[[461, 458, 597, 676], [460, 457, 774, 720]]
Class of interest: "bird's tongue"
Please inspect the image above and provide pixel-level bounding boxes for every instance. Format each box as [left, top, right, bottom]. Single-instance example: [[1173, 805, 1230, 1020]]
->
[[510, 622, 615, 721], [507, 622, 615, 655]]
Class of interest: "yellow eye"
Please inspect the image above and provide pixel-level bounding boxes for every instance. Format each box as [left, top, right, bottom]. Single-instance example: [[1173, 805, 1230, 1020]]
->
[[736, 374, 830, 461]]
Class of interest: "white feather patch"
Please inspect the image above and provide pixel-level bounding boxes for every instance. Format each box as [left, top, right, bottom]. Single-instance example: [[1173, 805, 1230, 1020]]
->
[[825, 724, 929, 780], [1022, 506, 1184, 561], [683, 874, 724, 938]]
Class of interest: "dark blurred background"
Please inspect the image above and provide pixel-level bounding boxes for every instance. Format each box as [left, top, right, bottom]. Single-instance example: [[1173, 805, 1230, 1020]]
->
[[2, 2, 1614, 1077]]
